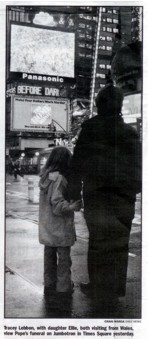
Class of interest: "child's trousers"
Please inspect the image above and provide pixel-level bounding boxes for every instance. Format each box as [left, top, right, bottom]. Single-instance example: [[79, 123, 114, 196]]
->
[[44, 245, 72, 292]]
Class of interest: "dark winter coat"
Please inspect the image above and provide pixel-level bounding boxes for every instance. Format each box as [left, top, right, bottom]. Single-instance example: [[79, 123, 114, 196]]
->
[[69, 114, 142, 219], [68, 114, 141, 296]]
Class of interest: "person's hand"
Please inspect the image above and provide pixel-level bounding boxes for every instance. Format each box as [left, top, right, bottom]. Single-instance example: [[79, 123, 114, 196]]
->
[[70, 200, 82, 212]]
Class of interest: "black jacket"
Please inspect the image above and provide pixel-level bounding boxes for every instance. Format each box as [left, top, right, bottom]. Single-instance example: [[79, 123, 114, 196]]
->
[[68, 115, 142, 205]]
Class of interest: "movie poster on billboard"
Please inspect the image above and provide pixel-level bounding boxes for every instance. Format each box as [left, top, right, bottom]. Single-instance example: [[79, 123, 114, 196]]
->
[[0, 2, 148, 339]]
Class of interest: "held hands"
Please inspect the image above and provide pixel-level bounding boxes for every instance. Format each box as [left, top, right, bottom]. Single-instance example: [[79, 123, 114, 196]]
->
[[69, 200, 82, 212]]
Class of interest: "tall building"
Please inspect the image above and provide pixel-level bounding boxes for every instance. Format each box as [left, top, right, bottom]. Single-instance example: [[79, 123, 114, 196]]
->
[[90, 6, 142, 114]]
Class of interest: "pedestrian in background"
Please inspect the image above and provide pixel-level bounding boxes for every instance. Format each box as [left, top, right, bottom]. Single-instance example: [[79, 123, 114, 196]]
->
[[12, 160, 23, 180], [68, 84, 142, 311], [39, 146, 81, 297]]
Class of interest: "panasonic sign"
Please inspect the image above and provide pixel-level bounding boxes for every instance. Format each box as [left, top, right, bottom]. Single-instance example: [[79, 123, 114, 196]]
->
[[22, 73, 64, 83]]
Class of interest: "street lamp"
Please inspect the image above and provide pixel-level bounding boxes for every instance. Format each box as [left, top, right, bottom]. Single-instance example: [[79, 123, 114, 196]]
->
[[35, 152, 39, 156]]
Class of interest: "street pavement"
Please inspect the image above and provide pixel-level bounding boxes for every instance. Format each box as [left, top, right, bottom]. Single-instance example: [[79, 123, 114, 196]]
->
[[5, 174, 142, 319]]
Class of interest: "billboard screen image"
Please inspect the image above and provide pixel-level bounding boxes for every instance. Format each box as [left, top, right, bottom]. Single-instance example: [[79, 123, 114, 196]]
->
[[11, 96, 69, 132], [30, 105, 52, 125], [10, 23, 75, 78]]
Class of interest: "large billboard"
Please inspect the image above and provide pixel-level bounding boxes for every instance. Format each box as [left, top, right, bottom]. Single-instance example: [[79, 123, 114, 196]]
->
[[10, 23, 75, 82], [11, 96, 69, 132]]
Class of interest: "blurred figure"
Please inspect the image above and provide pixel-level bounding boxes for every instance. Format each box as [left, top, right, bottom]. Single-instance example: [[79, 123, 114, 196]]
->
[[68, 84, 142, 308], [12, 160, 23, 180]]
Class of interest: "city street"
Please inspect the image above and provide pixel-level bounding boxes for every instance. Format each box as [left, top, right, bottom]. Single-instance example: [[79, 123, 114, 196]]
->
[[5, 174, 141, 319]]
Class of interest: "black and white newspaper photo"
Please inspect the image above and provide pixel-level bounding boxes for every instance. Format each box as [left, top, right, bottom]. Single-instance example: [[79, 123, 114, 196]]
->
[[0, 1, 148, 338]]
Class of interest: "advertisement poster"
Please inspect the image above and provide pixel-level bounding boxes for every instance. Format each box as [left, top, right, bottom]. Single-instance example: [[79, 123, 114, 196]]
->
[[11, 96, 69, 132], [0, 1, 148, 339]]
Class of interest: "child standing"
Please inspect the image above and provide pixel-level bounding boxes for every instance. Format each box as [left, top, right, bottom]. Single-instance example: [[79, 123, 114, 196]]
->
[[39, 146, 81, 296]]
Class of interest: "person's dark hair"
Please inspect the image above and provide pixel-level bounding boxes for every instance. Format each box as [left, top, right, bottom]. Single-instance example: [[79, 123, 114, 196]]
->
[[95, 84, 124, 117], [43, 146, 72, 177]]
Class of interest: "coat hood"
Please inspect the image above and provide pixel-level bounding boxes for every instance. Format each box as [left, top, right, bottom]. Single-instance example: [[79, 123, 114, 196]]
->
[[39, 170, 60, 193]]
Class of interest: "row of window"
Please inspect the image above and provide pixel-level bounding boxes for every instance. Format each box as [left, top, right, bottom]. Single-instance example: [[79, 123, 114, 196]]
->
[[98, 64, 111, 70], [99, 45, 112, 51], [78, 14, 97, 21], [131, 26, 139, 32], [8, 9, 29, 22], [78, 52, 93, 58], [102, 17, 119, 24], [131, 17, 138, 22], [80, 6, 93, 11], [102, 26, 119, 33], [78, 42, 93, 49], [96, 73, 106, 79], [100, 35, 113, 41], [78, 22, 93, 29], [78, 32, 93, 40], [102, 8, 118, 15]]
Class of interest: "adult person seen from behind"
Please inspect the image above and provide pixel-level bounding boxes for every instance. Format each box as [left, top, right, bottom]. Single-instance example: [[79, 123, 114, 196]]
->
[[68, 84, 142, 313]]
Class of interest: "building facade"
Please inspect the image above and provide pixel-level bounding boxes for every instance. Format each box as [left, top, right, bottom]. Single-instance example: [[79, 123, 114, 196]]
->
[[90, 6, 142, 113]]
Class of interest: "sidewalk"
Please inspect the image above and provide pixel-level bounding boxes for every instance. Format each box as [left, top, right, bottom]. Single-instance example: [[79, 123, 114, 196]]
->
[[5, 174, 141, 319]]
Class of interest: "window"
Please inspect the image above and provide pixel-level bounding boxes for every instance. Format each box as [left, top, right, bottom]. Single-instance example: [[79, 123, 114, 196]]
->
[[107, 18, 112, 23], [103, 18, 106, 22], [107, 64, 111, 69], [132, 17, 137, 22], [106, 46, 112, 51], [99, 45, 105, 50], [113, 19, 119, 24], [79, 14, 84, 18], [79, 33, 85, 38], [102, 7, 106, 12], [99, 64, 105, 69], [79, 52, 85, 57], [96, 73, 106, 79], [86, 34, 92, 40], [87, 6, 92, 11], [102, 27, 106, 32], [20, 12, 25, 22], [107, 9, 112, 14], [86, 15, 92, 20], [86, 43, 93, 49], [86, 24, 92, 30], [107, 36, 112, 41], [100, 36, 106, 41], [100, 84, 105, 88], [79, 43, 85, 48], [86, 54, 92, 58], [113, 9, 117, 14], [113, 28, 119, 33], [107, 27, 112, 32], [16, 11, 19, 21], [79, 23, 85, 28]]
